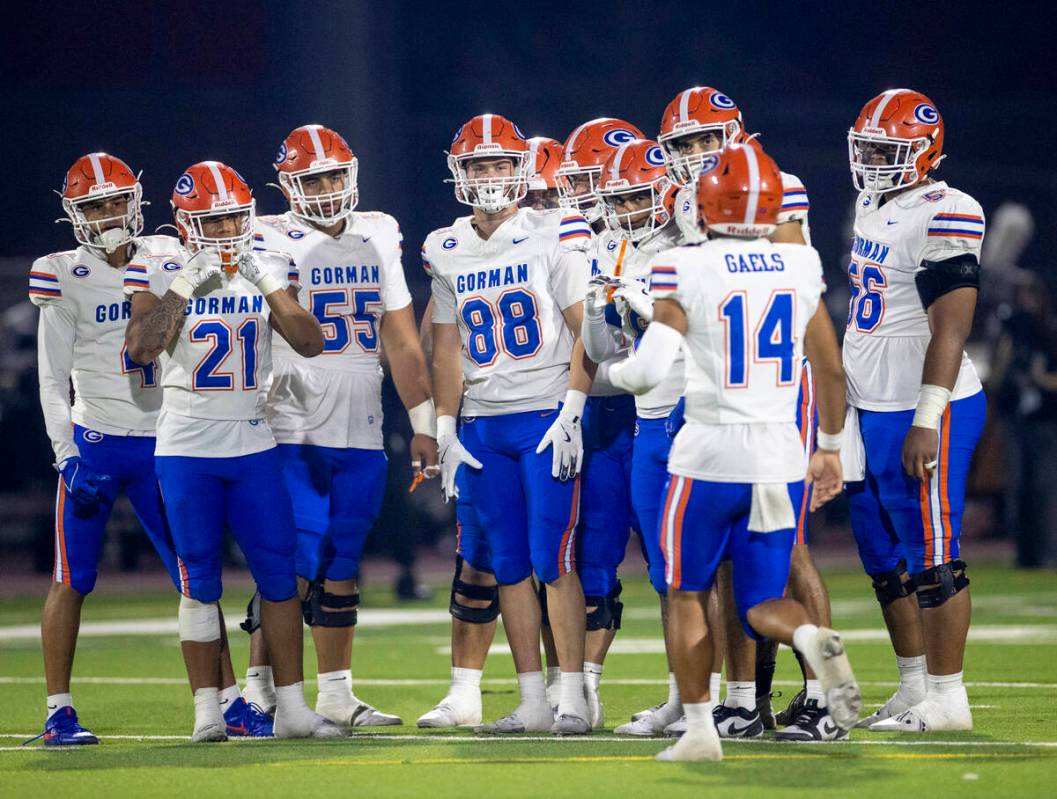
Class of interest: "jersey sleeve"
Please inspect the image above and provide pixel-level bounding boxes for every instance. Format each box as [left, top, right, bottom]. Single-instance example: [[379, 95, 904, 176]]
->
[[377, 215, 412, 311], [28, 256, 64, 307], [36, 300, 79, 463], [918, 193, 985, 264], [647, 253, 684, 303], [424, 238, 457, 324], [778, 172, 810, 227], [549, 248, 590, 312], [557, 213, 592, 252]]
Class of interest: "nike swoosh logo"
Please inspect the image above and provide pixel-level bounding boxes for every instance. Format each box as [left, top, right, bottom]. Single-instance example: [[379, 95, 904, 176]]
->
[[727, 722, 754, 735], [325, 676, 349, 682], [362, 236, 371, 243], [886, 220, 899, 225], [513, 236, 528, 244], [562, 431, 571, 443], [821, 721, 837, 735]]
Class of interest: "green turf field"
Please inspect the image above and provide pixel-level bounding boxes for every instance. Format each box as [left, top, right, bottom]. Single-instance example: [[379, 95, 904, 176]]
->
[[2, 564, 1055, 797]]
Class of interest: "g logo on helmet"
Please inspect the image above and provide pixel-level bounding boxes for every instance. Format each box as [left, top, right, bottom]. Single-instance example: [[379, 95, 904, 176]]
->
[[175, 173, 195, 196], [698, 154, 720, 175], [645, 146, 666, 167], [162, 261, 182, 272], [913, 104, 939, 125], [274, 142, 288, 165], [602, 129, 636, 147], [71, 264, 91, 278], [287, 230, 306, 240], [512, 123, 527, 141], [442, 237, 458, 250], [709, 93, 736, 110], [83, 430, 104, 443]]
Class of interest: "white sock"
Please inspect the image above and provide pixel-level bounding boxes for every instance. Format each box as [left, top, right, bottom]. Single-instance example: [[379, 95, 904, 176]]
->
[[667, 672, 681, 707], [451, 666, 482, 700], [724, 681, 756, 710], [546, 666, 561, 688], [46, 693, 73, 718], [709, 672, 722, 703], [558, 671, 586, 716], [244, 665, 275, 704], [317, 669, 353, 697], [805, 678, 825, 705], [584, 662, 603, 691], [927, 671, 965, 698], [792, 623, 820, 660], [218, 683, 242, 711], [193, 687, 222, 728], [684, 701, 716, 734], [517, 671, 546, 706], [897, 655, 927, 694], [275, 682, 312, 716]]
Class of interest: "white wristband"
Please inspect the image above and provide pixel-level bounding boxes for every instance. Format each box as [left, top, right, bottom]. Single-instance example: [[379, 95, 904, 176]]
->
[[437, 414, 457, 440], [169, 274, 195, 300], [255, 273, 283, 297], [816, 430, 844, 451], [560, 389, 588, 418], [912, 384, 952, 430], [408, 399, 437, 438]]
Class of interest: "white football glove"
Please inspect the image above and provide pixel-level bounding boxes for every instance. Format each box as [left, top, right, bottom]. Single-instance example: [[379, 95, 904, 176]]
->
[[236, 252, 284, 296], [535, 390, 586, 481], [169, 250, 223, 299], [585, 274, 617, 320], [613, 280, 654, 324], [437, 415, 482, 502]]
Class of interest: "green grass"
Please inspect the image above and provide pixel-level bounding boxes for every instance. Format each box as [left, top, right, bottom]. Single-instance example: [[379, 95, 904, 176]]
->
[[2, 565, 1055, 797]]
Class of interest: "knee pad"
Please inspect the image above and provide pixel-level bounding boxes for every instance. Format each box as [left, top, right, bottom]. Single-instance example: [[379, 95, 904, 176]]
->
[[870, 561, 915, 607], [449, 556, 500, 624], [178, 596, 221, 642], [914, 560, 969, 609], [302, 581, 359, 628], [585, 580, 624, 631], [538, 581, 550, 627], [239, 590, 262, 634]]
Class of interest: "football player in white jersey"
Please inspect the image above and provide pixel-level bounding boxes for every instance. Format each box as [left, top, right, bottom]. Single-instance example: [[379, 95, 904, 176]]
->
[[28, 154, 270, 745], [609, 143, 859, 762], [843, 89, 986, 732], [654, 86, 845, 741], [423, 113, 594, 735], [124, 161, 338, 741], [237, 124, 436, 728]]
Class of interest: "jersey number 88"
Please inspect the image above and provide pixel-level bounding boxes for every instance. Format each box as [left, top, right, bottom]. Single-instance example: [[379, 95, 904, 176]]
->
[[460, 289, 543, 366]]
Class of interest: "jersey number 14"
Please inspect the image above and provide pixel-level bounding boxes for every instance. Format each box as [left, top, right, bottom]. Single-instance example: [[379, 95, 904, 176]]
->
[[719, 290, 797, 387]]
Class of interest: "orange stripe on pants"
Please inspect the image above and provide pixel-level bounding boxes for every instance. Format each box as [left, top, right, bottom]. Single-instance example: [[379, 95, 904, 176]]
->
[[939, 407, 953, 561], [557, 476, 581, 576], [672, 478, 692, 590], [55, 480, 70, 585]]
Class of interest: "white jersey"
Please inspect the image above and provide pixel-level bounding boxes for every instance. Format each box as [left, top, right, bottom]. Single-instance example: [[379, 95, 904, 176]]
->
[[843, 181, 984, 411], [424, 208, 591, 416], [590, 223, 686, 417], [648, 237, 825, 482], [30, 235, 178, 463], [255, 211, 411, 449], [675, 170, 812, 245], [124, 248, 295, 457]]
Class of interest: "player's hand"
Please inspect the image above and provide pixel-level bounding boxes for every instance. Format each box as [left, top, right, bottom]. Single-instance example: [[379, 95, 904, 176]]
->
[[806, 449, 843, 511], [56, 456, 111, 509], [411, 434, 439, 480], [437, 418, 482, 502], [613, 280, 654, 324], [171, 250, 223, 297], [585, 275, 617, 319], [236, 252, 283, 296], [535, 404, 584, 482], [902, 425, 939, 483]]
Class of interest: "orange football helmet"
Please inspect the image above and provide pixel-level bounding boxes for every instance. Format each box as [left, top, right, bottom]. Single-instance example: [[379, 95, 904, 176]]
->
[[447, 113, 530, 213], [274, 124, 358, 226], [60, 153, 144, 253], [695, 143, 782, 238], [596, 139, 674, 242], [522, 136, 566, 210], [171, 161, 255, 261], [848, 88, 945, 193], [556, 118, 645, 222], [658, 87, 746, 186]]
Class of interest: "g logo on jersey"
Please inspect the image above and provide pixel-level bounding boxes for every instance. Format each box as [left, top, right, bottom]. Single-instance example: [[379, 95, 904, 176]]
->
[[645, 146, 666, 166], [83, 430, 104, 443], [175, 173, 195, 196], [602, 129, 636, 147], [606, 239, 617, 252], [914, 103, 939, 125], [162, 261, 182, 272], [709, 92, 736, 110], [287, 230, 306, 240], [698, 154, 720, 175], [71, 264, 91, 278], [274, 142, 288, 165], [442, 237, 458, 250]]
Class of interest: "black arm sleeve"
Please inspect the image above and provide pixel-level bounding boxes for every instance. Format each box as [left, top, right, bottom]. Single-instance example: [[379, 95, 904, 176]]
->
[[915, 253, 980, 310]]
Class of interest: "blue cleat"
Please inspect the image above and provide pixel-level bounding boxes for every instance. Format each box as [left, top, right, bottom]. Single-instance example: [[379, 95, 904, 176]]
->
[[23, 706, 100, 746], [224, 697, 274, 737]]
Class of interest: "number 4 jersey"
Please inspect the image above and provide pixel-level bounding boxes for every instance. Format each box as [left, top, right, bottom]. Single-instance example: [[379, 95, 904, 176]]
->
[[254, 211, 411, 449], [844, 181, 984, 411], [123, 248, 295, 457], [424, 208, 591, 416], [648, 237, 825, 483]]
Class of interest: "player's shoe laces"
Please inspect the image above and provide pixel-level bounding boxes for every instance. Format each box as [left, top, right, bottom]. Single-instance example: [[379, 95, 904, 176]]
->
[[656, 727, 723, 762], [663, 715, 688, 737], [615, 701, 682, 736], [775, 688, 805, 727], [317, 693, 402, 728], [223, 698, 274, 737], [868, 696, 972, 733], [775, 699, 848, 741], [712, 704, 764, 738], [855, 687, 925, 728], [417, 694, 481, 728], [800, 628, 861, 731], [551, 714, 591, 736], [23, 707, 99, 746], [475, 703, 553, 734]]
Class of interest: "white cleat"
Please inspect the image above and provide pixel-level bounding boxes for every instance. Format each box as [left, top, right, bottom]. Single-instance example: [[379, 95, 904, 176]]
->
[[476, 702, 553, 734], [416, 695, 482, 728], [856, 689, 924, 728], [585, 683, 604, 730], [656, 728, 723, 762], [551, 714, 591, 736], [274, 709, 347, 738], [663, 715, 688, 738], [630, 701, 666, 722], [317, 693, 402, 728], [799, 627, 861, 731], [869, 696, 972, 732], [616, 702, 683, 736], [191, 718, 228, 743]]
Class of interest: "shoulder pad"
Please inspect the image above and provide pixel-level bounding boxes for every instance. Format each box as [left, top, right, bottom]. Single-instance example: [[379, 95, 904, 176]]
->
[[779, 171, 810, 215], [926, 191, 985, 246]]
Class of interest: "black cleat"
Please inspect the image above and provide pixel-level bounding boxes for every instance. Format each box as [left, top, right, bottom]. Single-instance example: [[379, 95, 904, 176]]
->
[[775, 687, 806, 727], [775, 699, 848, 742], [712, 704, 764, 739]]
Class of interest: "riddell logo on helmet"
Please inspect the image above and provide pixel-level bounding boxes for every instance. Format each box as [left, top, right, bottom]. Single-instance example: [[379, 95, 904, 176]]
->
[[211, 198, 239, 209], [87, 182, 117, 194], [471, 143, 503, 154], [861, 126, 886, 136]]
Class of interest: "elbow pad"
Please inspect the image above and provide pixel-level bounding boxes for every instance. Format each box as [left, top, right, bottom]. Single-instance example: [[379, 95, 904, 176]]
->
[[915, 254, 980, 310]]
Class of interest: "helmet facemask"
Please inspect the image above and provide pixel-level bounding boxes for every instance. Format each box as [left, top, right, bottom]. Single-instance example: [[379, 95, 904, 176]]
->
[[660, 121, 741, 186], [448, 152, 529, 214], [176, 201, 256, 261], [556, 166, 605, 222], [278, 160, 358, 226], [599, 181, 672, 243], [61, 184, 144, 254], [848, 130, 935, 193]]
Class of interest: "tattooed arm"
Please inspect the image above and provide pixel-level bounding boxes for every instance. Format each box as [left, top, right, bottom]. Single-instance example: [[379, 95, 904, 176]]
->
[[125, 290, 187, 365]]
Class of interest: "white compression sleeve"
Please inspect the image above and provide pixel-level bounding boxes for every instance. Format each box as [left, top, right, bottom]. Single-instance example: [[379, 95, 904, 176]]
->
[[608, 322, 682, 395]]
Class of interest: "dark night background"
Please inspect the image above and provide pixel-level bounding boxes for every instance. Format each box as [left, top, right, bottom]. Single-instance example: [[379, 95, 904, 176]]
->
[[1, 0, 1055, 573]]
